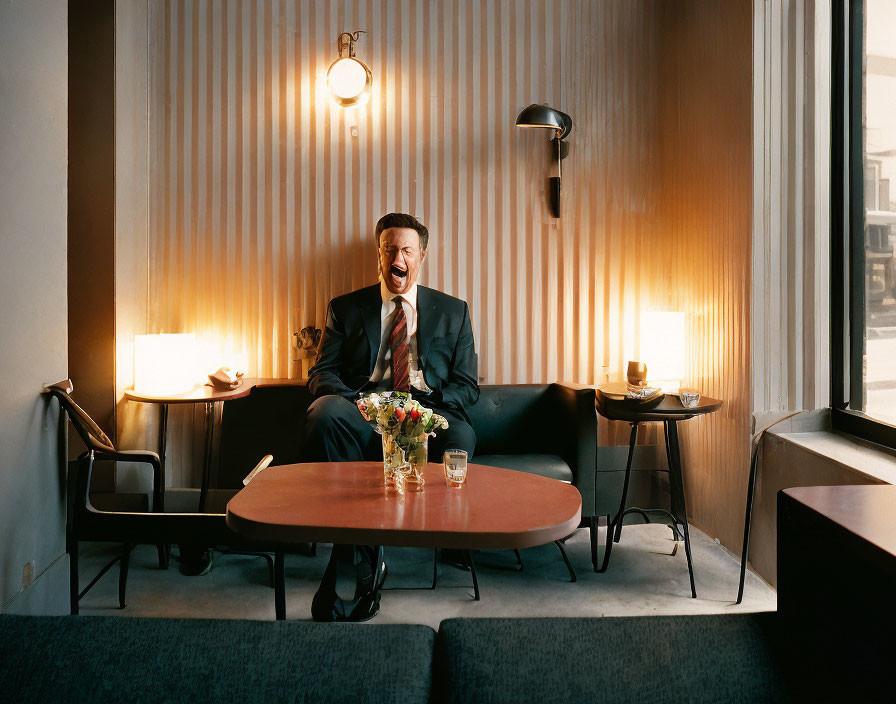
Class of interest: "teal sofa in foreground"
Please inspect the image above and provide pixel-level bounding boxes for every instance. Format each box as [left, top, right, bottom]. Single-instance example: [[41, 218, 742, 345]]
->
[[1, 612, 790, 703], [6, 487, 892, 702]]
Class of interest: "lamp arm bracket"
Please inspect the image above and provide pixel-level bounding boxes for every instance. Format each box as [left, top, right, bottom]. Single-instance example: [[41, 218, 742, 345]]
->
[[554, 137, 570, 160], [337, 30, 367, 58]]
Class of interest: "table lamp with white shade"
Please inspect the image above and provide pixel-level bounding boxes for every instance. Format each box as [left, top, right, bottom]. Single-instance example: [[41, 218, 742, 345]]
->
[[133, 333, 200, 395], [640, 312, 686, 394]]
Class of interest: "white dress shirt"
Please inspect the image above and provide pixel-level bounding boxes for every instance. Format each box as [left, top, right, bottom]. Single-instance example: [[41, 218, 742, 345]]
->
[[369, 281, 432, 392]]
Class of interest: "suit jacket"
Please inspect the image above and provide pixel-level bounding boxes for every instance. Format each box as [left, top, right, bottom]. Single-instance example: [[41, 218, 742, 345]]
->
[[308, 284, 480, 422]]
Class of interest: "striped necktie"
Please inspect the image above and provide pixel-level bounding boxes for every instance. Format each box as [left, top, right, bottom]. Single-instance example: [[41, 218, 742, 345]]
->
[[389, 296, 410, 391]]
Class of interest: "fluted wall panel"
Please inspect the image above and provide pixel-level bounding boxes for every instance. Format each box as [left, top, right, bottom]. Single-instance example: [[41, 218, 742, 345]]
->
[[142, 0, 753, 550], [147, 0, 661, 388], [655, 0, 753, 549], [144, 0, 668, 478]]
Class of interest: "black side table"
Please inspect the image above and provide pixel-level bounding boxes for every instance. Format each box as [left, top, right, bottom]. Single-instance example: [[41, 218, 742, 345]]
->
[[595, 386, 722, 598]]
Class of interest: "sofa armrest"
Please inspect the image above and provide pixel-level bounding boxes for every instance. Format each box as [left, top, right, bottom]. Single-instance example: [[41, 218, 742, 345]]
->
[[545, 382, 597, 517]]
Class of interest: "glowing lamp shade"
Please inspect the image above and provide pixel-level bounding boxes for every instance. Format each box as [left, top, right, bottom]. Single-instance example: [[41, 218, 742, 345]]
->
[[327, 57, 371, 105], [133, 334, 199, 395], [640, 312, 686, 393]]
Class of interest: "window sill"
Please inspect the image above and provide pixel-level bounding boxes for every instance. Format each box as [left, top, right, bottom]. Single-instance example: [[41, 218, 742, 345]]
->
[[768, 428, 896, 486]]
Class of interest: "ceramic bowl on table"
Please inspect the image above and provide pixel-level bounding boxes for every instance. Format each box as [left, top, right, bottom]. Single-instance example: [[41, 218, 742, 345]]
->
[[596, 382, 666, 411]]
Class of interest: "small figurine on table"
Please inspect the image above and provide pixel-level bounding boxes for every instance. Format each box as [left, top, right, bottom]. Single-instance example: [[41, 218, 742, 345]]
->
[[295, 326, 322, 379]]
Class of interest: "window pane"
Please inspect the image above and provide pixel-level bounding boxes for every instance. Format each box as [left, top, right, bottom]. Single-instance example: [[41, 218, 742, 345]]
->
[[863, 0, 896, 425]]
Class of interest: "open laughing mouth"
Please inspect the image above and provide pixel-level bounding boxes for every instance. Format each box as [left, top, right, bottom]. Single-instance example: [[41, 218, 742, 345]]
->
[[390, 264, 408, 288]]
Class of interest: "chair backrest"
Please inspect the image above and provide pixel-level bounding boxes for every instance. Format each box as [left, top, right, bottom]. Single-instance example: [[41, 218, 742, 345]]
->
[[42, 379, 115, 453]]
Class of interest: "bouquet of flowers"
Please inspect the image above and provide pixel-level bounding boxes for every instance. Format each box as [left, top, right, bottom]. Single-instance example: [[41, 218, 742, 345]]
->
[[356, 391, 448, 438], [356, 391, 448, 491]]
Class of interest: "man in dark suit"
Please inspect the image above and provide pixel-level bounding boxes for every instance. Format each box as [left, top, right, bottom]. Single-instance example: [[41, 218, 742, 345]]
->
[[305, 212, 479, 621]]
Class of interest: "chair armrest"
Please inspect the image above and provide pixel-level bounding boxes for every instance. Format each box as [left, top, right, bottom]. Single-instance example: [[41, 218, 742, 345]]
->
[[546, 383, 598, 517], [93, 449, 163, 512], [94, 449, 161, 466]]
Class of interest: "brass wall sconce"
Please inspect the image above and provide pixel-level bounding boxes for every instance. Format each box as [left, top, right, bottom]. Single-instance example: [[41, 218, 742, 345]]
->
[[327, 31, 371, 108], [515, 103, 573, 217]]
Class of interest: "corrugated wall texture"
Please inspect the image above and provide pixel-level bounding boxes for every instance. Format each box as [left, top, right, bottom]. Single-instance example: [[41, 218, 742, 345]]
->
[[752, 0, 831, 415], [143, 0, 753, 547], [145, 0, 666, 485], [147, 0, 663, 388], [656, 0, 753, 548]]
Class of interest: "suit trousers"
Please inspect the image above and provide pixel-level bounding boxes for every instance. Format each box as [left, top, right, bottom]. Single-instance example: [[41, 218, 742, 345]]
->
[[304, 394, 476, 619], [304, 394, 477, 462]]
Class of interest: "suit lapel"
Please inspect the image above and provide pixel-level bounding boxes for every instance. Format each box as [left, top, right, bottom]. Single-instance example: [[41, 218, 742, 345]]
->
[[359, 285, 382, 373], [416, 286, 439, 369]]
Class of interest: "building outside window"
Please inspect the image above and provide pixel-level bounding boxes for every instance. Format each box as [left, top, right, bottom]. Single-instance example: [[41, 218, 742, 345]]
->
[[862, 0, 896, 426], [832, 0, 896, 447]]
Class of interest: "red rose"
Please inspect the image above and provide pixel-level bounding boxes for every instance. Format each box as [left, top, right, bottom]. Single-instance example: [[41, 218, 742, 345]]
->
[[394, 407, 406, 421], [409, 408, 421, 421]]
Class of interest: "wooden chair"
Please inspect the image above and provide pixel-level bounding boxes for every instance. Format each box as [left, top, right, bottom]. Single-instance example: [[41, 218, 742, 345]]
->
[[42, 380, 274, 615]]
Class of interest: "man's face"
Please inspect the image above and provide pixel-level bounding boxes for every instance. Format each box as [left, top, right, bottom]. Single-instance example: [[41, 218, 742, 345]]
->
[[378, 227, 426, 295]]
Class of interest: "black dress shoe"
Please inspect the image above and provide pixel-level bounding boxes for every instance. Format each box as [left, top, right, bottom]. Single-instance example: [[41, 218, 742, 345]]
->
[[311, 582, 383, 623], [310, 591, 348, 622], [355, 546, 386, 594], [178, 547, 213, 576], [365, 560, 389, 592], [311, 548, 347, 622], [346, 590, 381, 622]]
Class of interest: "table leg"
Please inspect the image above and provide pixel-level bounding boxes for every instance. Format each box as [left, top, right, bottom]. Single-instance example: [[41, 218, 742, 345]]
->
[[593, 516, 615, 573], [157, 405, 169, 570], [590, 516, 598, 570], [554, 540, 577, 582], [463, 550, 480, 601], [665, 419, 697, 598], [198, 401, 214, 513], [158, 404, 169, 472], [612, 422, 640, 544], [736, 443, 761, 604], [274, 551, 286, 620], [594, 424, 638, 574], [663, 419, 675, 505]]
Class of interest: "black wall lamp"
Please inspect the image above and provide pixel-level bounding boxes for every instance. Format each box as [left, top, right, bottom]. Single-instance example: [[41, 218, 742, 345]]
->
[[515, 104, 572, 217]]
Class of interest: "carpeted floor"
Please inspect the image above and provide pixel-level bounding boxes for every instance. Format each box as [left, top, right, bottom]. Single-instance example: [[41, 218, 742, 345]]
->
[[76, 521, 775, 626]]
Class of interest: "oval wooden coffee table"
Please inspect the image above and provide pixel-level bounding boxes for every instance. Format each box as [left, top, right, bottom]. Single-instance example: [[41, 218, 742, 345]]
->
[[227, 461, 582, 619]]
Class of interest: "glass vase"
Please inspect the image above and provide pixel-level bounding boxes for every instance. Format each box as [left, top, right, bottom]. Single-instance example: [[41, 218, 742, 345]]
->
[[382, 432, 405, 489], [403, 434, 427, 492]]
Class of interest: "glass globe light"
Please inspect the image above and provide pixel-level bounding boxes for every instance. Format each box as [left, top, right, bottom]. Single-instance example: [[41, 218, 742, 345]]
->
[[327, 57, 371, 106]]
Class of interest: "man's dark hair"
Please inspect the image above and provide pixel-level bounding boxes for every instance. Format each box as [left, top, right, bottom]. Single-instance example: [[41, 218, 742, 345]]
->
[[375, 212, 429, 251]]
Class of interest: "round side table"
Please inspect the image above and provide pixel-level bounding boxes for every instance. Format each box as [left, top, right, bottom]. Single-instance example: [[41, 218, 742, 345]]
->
[[125, 383, 254, 512], [595, 385, 722, 598]]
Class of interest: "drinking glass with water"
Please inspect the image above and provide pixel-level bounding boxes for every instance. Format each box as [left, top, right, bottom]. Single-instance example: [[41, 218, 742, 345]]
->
[[443, 449, 468, 487]]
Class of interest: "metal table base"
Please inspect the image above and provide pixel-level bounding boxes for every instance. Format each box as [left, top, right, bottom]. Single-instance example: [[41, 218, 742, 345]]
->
[[593, 418, 697, 598]]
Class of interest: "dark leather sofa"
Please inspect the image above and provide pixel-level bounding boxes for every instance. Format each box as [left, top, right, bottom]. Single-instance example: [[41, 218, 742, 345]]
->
[[215, 380, 599, 540]]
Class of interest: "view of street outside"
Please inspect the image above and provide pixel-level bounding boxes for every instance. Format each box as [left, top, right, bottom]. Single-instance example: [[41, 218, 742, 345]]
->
[[863, 0, 896, 426]]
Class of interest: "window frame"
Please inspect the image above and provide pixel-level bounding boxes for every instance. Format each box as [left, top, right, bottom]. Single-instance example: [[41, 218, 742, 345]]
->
[[830, 0, 896, 450]]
